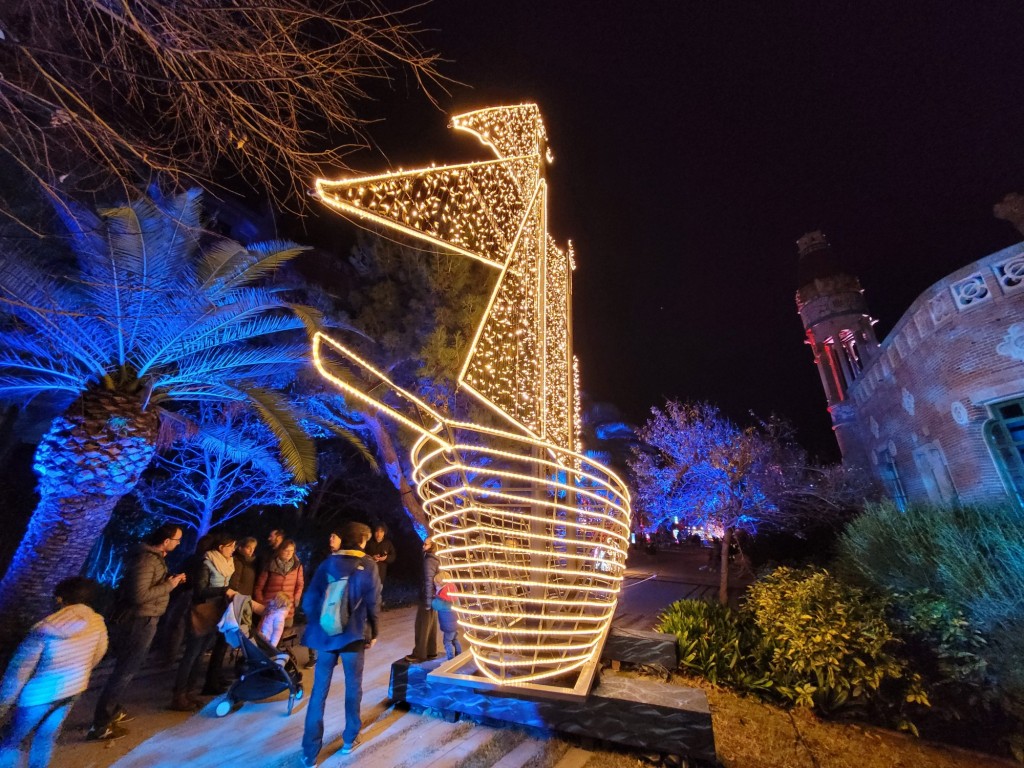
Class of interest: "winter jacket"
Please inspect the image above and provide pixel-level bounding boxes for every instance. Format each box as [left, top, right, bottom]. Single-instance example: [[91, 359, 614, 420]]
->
[[255, 559, 304, 620], [364, 538, 397, 581], [0, 604, 108, 708], [230, 552, 258, 597], [301, 551, 381, 652], [126, 545, 176, 618], [258, 608, 288, 648], [421, 551, 440, 609], [193, 554, 232, 604]]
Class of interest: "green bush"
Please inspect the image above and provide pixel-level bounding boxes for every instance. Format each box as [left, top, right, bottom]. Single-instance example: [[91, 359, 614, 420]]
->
[[837, 501, 1024, 706], [745, 567, 926, 723], [656, 599, 771, 693]]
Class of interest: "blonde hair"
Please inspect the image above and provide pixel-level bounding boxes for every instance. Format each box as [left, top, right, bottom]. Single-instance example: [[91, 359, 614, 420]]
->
[[267, 592, 292, 612]]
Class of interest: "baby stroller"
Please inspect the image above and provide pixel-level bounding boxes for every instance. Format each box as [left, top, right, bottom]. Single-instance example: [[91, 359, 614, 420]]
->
[[213, 596, 304, 717]]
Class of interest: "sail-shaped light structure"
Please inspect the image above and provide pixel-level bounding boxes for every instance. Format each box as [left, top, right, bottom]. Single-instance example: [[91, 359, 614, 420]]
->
[[313, 105, 631, 687]]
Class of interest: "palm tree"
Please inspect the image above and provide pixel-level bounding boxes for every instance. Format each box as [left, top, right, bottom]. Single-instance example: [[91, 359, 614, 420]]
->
[[0, 189, 318, 627]]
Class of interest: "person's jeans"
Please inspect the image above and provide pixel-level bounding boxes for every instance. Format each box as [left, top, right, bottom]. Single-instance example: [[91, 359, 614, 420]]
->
[[93, 615, 160, 728], [302, 647, 365, 761], [0, 697, 75, 768], [174, 629, 215, 695]]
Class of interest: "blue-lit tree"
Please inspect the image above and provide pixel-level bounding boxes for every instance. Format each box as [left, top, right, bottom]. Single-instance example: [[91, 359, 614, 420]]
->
[[137, 404, 310, 537], [0, 189, 318, 628], [630, 400, 783, 603]]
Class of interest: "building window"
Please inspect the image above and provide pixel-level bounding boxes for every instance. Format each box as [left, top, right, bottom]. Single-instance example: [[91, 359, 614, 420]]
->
[[912, 442, 958, 505], [984, 398, 1024, 507], [876, 447, 907, 511]]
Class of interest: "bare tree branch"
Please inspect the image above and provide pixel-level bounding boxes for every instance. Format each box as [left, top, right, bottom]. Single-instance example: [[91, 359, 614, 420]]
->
[[0, 0, 445, 217]]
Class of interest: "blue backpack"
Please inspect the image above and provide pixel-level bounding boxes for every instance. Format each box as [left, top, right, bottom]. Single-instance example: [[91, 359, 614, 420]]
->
[[319, 563, 364, 636]]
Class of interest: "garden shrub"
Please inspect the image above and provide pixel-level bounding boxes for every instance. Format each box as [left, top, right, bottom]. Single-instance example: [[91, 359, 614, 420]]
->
[[744, 567, 927, 726], [837, 501, 1024, 707], [656, 599, 771, 693]]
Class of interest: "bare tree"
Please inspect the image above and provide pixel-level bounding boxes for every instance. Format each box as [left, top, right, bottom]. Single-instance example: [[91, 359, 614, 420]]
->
[[0, 0, 442, 219]]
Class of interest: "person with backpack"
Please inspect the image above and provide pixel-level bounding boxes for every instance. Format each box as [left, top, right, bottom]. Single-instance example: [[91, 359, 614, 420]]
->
[[299, 522, 381, 766]]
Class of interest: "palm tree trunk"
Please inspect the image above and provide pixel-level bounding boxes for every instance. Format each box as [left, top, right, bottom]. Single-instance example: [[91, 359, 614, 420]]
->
[[0, 492, 121, 642], [0, 389, 158, 650], [364, 414, 429, 536]]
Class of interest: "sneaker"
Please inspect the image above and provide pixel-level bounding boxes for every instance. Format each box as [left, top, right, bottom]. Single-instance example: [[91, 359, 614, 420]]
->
[[86, 724, 127, 742], [110, 707, 135, 725], [403, 655, 424, 663], [340, 738, 362, 755], [300, 756, 317, 768]]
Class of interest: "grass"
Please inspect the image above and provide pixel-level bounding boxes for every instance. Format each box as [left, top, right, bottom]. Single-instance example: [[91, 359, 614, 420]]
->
[[503, 671, 1020, 768]]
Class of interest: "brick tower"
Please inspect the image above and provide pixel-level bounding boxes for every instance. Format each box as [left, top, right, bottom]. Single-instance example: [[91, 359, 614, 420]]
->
[[795, 231, 877, 466]]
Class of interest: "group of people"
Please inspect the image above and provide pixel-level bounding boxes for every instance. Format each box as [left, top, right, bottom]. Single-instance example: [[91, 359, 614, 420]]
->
[[0, 520, 400, 767]]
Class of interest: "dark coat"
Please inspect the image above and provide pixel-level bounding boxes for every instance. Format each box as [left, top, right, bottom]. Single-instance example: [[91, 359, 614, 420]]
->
[[230, 552, 258, 597], [125, 545, 176, 618], [301, 551, 381, 652], [421, 550, 440, 609], [364, 537, 397, 582]]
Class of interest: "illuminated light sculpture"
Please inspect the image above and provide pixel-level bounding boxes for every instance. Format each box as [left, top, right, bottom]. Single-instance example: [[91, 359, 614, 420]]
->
[[313, 104, 631, 690]]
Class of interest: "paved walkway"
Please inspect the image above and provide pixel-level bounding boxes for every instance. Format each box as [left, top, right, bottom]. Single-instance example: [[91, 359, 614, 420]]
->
[[50, 544, 741, 768]]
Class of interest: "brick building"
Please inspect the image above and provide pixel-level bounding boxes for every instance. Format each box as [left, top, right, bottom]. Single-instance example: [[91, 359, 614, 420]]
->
[[796, 230, 1024, 508]]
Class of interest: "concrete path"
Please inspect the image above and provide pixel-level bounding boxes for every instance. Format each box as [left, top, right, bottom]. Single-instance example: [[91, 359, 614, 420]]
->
[[50, 544, 733, 768]]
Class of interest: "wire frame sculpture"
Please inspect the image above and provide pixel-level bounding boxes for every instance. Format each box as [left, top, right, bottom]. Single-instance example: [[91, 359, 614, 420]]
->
[[313, 104, 631, 686]]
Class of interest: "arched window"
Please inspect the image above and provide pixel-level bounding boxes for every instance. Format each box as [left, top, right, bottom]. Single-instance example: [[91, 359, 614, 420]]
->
[[984, 399, 1024, 508]]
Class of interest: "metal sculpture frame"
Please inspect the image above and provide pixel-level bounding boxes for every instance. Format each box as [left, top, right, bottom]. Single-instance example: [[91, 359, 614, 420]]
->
[[313, 104, 631, 690]]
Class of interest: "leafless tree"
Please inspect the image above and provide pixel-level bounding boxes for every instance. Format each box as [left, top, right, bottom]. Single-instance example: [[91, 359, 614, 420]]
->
[[0, 0, 442, 223]]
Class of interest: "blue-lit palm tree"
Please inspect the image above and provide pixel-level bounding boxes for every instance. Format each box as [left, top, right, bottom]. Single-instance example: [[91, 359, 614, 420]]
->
[[0, 189, 318, 626]]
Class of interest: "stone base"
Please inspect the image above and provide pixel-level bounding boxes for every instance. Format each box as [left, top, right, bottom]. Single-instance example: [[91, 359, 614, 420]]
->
[[389, 658, 716, 764], [601, 627, 679, 673]]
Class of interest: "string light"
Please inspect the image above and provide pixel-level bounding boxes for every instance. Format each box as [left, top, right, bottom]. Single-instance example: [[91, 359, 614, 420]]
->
[[312, 104, 632, 687]]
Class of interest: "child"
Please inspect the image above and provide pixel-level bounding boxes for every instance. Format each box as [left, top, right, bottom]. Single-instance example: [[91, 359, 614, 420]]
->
[[257, 592, 292, 648], [431, 573, 461, 660], [0, 577, 110, 765]]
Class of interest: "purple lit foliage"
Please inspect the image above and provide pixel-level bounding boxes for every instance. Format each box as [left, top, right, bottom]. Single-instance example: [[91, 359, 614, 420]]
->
[[137, 404, 310, 537], [630, 401, 782, 603]]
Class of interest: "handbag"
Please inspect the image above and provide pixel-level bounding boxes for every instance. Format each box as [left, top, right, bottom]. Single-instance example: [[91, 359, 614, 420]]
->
[[190, 597, 226, 635]]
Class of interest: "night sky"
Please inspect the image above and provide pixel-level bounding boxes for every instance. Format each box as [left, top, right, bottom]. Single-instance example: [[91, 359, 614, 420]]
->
[[326, 1, 1024, 460]]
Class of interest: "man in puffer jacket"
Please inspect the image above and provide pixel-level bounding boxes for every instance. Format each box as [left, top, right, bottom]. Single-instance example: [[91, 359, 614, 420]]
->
[[0, 577, 108, 767]]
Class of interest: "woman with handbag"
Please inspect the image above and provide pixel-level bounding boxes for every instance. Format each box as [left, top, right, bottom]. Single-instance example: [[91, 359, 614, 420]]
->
[[170, 532, 237, 711]]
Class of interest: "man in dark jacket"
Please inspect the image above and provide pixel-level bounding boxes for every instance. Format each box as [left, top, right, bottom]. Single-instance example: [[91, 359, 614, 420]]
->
[[89, 523, 185, 740], [363, 524, 397, 585], [300, 522, 381, 765], [405, 537, 439, 662]]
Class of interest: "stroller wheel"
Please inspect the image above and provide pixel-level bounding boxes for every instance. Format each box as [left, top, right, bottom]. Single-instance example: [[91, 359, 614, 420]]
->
[[214, 698, 234, 718]]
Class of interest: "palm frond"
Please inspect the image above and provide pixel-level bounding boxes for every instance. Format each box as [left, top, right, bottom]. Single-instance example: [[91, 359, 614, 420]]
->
[[198, 239, 310, 297], [0, 257, 115, 374], [167, 313, 309, 361], [120, 190, 204, 354], [153, 343, 309, 390], [244, 387, 317, 485], [131, 286, 291, 377], [186, 422, 283, 476], [313, 418, 379, 472]]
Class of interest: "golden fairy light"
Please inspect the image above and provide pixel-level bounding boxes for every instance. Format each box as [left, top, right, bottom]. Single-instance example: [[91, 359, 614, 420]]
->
[[313, 104, 631, 687]]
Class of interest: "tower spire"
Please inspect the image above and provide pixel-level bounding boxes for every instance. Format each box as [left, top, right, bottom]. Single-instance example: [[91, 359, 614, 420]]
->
[[795, 231, 876, 466]]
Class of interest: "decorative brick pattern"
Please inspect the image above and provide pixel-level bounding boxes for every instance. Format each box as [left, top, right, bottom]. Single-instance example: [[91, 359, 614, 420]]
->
[[950, 273, 991, 310], [994, 253, 1024, 294]]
